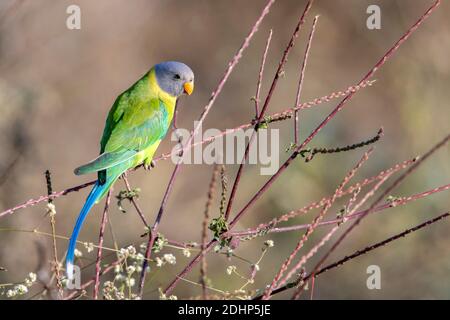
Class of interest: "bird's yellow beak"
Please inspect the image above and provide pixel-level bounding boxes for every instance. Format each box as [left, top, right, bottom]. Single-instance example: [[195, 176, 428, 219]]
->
[[183, 81, 194, 95]]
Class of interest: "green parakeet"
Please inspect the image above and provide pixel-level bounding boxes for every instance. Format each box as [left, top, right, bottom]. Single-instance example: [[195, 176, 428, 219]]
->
[[66, 61, 194, 278]]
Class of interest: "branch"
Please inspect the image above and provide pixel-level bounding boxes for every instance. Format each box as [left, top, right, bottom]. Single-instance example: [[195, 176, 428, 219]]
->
[[254, 29, 273, 118], [228, 0, 441, 230], [200, 165, 220, 299], [300, 128, 383, 162], [230, 157, 416, 238], [137, 0, 277, 297], [292, 131, 449, 299], [45, 170, 63, 299], [163, 1, 442, 295], [253, 210, 450, 300], [281, 166, 391, 292], [294, 15, 319, 144], [315, 212, 450, 277], [262, 148, 374, 299], [224, 0, 315, 221], [264, 182, 450, 235], [122, 175, 149, 228], [0, 80, 376, 221], [93, 189, 112, 300]]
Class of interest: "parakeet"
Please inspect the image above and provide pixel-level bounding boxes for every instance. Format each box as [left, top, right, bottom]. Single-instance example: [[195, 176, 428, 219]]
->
[[66, 61, 194, 278]]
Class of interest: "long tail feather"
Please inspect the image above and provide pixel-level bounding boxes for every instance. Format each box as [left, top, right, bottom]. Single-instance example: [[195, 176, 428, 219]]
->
[[66, 179, 114, 279]]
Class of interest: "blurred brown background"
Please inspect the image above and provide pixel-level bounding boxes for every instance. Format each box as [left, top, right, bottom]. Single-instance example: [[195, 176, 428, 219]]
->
[[0, 0, 449, 299]]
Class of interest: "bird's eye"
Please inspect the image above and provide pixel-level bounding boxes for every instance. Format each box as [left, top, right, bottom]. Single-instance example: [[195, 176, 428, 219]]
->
[[174, 74, 181, 80]]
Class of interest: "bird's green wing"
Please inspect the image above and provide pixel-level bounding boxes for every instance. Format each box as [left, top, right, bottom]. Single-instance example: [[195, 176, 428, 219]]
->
[[74, 74, 174, 178], [101, 75, 172, 154], [102, 98, 170, 152]]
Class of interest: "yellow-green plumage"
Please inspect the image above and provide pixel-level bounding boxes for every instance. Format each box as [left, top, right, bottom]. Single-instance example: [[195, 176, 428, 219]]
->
[[76, 69, 177, 187], [66, 62, 194, 278]]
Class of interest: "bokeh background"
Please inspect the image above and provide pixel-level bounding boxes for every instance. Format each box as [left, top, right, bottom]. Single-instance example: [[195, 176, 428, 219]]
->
[[0, 0, 449, 299]]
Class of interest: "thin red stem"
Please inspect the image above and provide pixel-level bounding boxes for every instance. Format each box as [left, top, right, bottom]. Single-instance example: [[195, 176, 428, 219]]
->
[[253, 210, 450, 300], [255, 29, 273, 118], [292, 132, 449, 299], [93, 189, 112, 300], [262, 148, 373, 299], [163, 1, 441, 294], [137, 0, 276, 297], [225, 0, 315, 221], [294, 15, 319, 144]]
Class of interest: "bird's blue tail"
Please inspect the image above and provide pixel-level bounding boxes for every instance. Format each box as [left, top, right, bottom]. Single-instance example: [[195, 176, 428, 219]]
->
[[66, 180, 113, 279]]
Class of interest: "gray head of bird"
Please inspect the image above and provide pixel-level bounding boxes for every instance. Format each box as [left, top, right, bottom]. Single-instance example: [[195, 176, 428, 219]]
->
[[154, 61, 194, 98]]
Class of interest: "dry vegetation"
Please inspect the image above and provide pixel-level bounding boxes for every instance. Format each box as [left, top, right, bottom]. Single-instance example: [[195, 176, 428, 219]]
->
[[0, 0, 448, 300]]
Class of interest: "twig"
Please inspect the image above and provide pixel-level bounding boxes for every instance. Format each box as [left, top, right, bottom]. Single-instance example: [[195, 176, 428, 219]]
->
[[300, 128, 383, 162], [228, 0, 441, 232], [292, 131, 449, 299], [166, 9, 442, 291], [45, 170, 63, 299], [282, 169, 392, 293], [93, 189, 112, 300], [138, 0, 277, 297], [0, 81, 376, 221], [262, 148, 374, 299], [138, 154, 186, 297], [232, 182, 450, 237], [230, 156, 416, 238], [254, 210, 450, 300], [254, 29, 273, 117], [122, 174, 149, 228], [294, 15, 319, 144], [0, 180, 95, 219], [314, 211, 450, 276], [160, 80, 376, 163], [0, 0, 442, 301], [219, 167, 228, 216], [225, 0, 315, 220], [164, 240, 215, 295], [309, 276, 315, 300], [200, 165, 220, 299]]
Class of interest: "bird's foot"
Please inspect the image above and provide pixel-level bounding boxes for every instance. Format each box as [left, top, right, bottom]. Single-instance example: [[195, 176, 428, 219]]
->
[[144, 160, 156, 171]]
